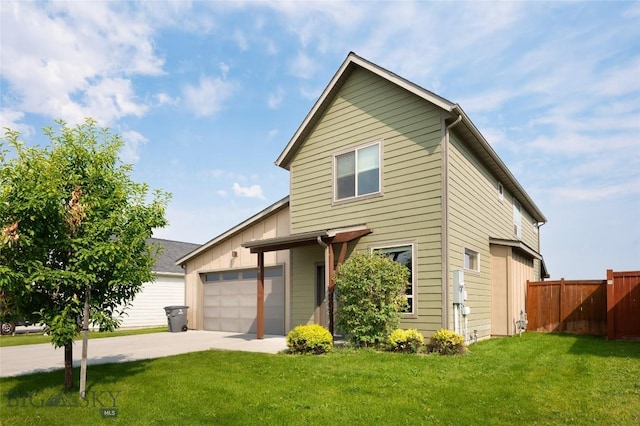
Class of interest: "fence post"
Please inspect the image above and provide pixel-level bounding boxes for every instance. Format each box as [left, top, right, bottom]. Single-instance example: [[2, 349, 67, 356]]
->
[[606, 269, 614, 340], [559, 278, 565, 332]]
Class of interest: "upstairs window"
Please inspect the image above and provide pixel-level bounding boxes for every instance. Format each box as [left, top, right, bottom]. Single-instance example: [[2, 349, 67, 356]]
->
[[335, 142, 380, 201], [498, 182, 504, 201], [513, 199, 522, 238]]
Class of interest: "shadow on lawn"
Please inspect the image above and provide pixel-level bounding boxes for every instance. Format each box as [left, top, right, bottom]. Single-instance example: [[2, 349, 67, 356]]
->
[[4, 357, 151, 399], [560, 333, 640, 359]]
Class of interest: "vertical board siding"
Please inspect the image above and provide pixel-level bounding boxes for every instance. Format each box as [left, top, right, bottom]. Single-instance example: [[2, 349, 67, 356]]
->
[[607, 270, 640, 340], [288, 67, 445, 335], [527, 279, 607, 335], [448, 132, 539, 339]]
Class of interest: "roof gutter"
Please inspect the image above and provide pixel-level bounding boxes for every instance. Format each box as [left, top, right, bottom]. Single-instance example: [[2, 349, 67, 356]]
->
[[450, 105, 546, 223]]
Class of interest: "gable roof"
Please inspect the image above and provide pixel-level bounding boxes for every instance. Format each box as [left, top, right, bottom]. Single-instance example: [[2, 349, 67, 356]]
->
[[275, 52, 546, 223], [175, 196, 290, 265], [148, 238, 200, 274]]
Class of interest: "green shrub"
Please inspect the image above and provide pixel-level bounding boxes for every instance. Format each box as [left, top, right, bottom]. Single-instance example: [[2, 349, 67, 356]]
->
[[387, 328, 425, 353], [427, 329, 466, 355], [286, 324, 333, 354], [334, 252, 409, 347]]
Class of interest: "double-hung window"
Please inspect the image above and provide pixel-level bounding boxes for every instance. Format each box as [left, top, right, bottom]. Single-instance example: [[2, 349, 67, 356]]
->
[[372, 244, 414, 314], [335, 142, 380, 201]]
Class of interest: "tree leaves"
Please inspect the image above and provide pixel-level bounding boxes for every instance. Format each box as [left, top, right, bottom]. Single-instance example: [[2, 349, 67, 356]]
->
[[0, 118, 169, 345]]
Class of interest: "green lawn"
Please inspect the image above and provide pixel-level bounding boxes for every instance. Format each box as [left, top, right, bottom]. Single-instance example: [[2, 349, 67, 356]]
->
[[2, 333, 639, 425], [0, 326, 166, 347]]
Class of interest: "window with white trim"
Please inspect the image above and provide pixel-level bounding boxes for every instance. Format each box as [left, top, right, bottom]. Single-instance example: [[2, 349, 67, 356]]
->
[[372, 244, 414, 314], [498, 182, 504, 201], [464, 248, 479, 272], [335, 142, 380, 201], [513, 199, 522, 238]]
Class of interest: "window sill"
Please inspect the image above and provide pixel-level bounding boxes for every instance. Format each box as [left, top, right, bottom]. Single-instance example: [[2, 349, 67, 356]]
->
[[332, 191, 382, 205]]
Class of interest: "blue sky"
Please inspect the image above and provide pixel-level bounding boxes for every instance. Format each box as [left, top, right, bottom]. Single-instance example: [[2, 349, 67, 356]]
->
[[1, 1, 639, 279]]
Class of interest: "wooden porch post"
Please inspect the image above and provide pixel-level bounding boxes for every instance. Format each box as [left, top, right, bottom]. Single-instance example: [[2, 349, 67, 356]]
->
[[257, 251, 265, 339]]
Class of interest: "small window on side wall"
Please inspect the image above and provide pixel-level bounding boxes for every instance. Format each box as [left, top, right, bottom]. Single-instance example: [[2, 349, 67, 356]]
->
[[498, 182, 504, 201], [464, 248, 479, 272]]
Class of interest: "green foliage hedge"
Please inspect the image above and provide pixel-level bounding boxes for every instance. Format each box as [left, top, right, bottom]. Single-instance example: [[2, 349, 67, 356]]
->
[[428, 329, 466, 355], [286, 324, 333, 354], [334, 252, 409, 347], [387, 329, 424, 353]]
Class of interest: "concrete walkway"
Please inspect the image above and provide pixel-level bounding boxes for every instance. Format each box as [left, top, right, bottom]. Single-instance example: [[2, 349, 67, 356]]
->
[[0, 331, 287, 378]]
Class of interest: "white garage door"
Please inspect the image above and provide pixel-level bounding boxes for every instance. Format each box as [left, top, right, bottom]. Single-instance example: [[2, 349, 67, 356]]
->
[[203, 267, 285, 335]]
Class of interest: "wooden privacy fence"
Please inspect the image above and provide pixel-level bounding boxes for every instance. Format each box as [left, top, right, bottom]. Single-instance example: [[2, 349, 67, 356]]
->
[[526, 270, 640, 340]]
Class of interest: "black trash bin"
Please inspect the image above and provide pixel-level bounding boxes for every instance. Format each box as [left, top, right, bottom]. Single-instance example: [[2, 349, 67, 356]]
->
[[164, 306, 189, 332]]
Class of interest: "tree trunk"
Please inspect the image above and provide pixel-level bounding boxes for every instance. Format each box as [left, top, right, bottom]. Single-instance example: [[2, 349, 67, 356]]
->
[[64, 342, 73, 390], [79, 287, 91, 399]]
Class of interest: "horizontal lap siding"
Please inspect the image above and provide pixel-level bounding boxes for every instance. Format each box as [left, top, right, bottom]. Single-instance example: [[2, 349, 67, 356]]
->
[[290, 246, 323, 327], [289, 67, 445, 335], [448, 133, 539, 339]]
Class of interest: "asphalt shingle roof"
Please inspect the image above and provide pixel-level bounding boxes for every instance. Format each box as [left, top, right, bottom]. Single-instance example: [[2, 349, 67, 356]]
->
[[147, 238, 200, 274]]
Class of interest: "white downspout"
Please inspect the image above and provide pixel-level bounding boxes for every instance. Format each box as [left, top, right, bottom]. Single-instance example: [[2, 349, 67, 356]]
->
[[444, 114, 462, 332]]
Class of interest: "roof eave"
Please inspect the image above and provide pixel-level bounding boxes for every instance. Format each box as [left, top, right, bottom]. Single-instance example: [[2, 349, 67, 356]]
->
[[175, 196, 290, 265], [452, 105, 547, 223], [276, 52, 455, 170]]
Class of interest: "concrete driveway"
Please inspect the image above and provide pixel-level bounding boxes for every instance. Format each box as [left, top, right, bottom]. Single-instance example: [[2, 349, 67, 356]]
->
[[0, 330, 287, 378]]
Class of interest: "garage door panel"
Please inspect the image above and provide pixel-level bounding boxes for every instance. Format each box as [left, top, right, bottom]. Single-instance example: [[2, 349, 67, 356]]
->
[[203, 267, 285, 335], [203, 318, 222, 330], [265, 281, 284, 294], [204, 306, 221, 317]]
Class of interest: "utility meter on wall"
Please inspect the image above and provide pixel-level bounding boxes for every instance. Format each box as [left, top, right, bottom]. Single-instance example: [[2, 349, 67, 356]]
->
[[453, 270, 465, 304]]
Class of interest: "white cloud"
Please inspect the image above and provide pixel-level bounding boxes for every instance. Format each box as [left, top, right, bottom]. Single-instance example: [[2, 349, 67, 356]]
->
[[0, 1, 164, 127], [154, 92, 177, 106], [300, 85, 322, 101], [548, 179, 640, 202], [268, 87, 284, 109], [120, 130, 147, 164], [234, 29, 249, 51], [0, 109, 33, 138], [268, 129, 279, 140], [219, 62, 230, 78], [182, 76, 235, 117], [232, 182, 265, 199], [289, 52, 315, 79], [217, 190, 227, 197]]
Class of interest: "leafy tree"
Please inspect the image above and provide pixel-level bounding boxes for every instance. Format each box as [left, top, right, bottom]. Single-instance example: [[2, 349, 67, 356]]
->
[[0, 119, 169, 393], [334, 252, 409, 347]]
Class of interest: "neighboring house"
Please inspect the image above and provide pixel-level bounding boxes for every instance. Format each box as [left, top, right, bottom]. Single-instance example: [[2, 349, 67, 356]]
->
[[117, 238, 199, 328], [177, 52, 549, 341]]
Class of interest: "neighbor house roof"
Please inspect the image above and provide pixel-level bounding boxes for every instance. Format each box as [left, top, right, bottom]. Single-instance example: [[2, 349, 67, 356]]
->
[[275, 52, 546, 223], [148, 238, 200, 274], [175, 196, 290, 265]]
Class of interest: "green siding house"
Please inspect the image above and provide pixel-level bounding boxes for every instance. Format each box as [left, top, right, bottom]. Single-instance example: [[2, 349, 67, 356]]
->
[[179, 52, 548, 342]]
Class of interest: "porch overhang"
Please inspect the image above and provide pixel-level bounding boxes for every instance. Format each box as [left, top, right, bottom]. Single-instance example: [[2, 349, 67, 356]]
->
[[489, 238, 550, 279], [242, 228, 373, 253], [242, 230, 328, 253], [242, 227, 372, 339]]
